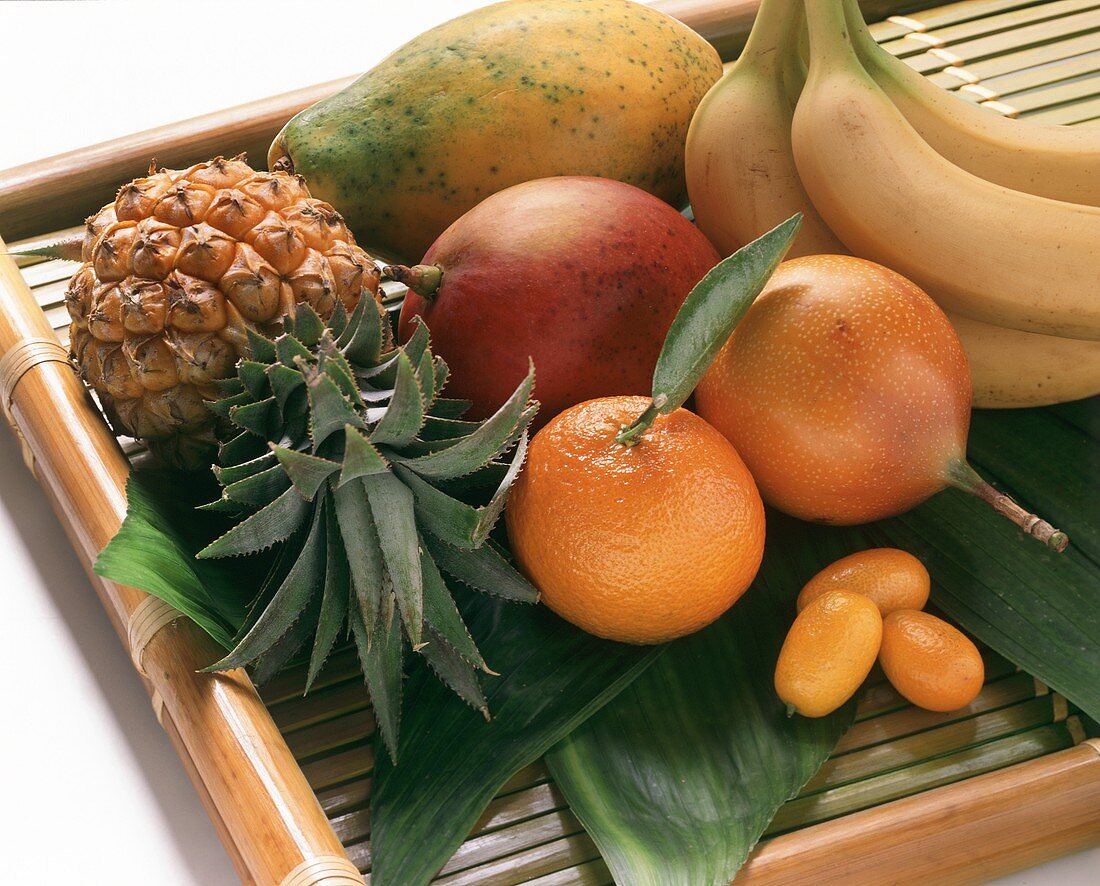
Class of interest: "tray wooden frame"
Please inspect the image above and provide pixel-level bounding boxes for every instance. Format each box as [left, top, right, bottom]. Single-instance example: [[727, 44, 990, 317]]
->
[[0, 2, 1098, 884]]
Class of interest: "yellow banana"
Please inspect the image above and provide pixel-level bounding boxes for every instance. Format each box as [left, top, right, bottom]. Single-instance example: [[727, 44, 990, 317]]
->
[[949, 314, 1100, 408], [685, 0, 844, 258], [794, 0, 1100, 342], [841, 0, 1100, 207]]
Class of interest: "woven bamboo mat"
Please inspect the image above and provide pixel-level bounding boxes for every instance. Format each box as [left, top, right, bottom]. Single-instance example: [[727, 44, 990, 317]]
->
[[10, 0, 1099, 882]]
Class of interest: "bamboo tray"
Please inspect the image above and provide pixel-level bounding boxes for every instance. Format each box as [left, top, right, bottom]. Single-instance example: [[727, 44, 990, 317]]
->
[[1, 1, 1099, 884]]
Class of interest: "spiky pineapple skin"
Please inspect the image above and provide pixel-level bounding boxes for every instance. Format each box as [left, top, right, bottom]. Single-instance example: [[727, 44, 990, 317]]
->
[[65, 156, 381, 464]]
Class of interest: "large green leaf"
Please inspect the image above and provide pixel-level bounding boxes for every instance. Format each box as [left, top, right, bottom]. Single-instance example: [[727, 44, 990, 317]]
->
[[545, 513, 855, 886], [94, 468, 252, 650], [369, 594, 660, 886]]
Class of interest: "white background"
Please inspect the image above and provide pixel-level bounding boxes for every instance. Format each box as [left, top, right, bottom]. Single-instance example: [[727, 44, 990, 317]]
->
[[0, 1, 1097, 883]]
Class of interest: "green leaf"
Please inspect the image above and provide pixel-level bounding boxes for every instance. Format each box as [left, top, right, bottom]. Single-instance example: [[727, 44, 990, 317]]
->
[[213, 450, 277, 486], [207, 390, 252, 420], [419, 545, 487, 671], [333, 480, 385, 632], [364, 472, 424, 645], [338, 426, 389, 486], [307, 503, 350, 691], [271, 446, 339, 500], [422, 533, 538, 604], [352, 592, 403, 761], [652, 213, 801, 412], [218, 431, 267, 467], [221, 464, 291, 508], [395, 363, 535, 480], [230, 396, 278, 438], [95, 471, 248, 648], [276, 333, 312, 368], [339, 297, 384, 365], [208, 501, 326, 670], [307, 369, 365, 448], [267, 363, 305, 413], [246, 329, 277, 364], [417, 627, 488, 717], [197, 485, 309, 559], [291, 302, 325, 347], [545, 512, 854, 886], [401, 317, 430, 370], [370, 593, 660, 884], [237, 361, 271, 400], [429, 397, 472, 420], [370, 352, 424, 448]]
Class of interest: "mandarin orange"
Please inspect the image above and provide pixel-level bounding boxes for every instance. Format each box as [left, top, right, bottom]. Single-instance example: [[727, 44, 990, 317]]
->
[[505, 395, 765, 644], [797, 548, 930, 616]]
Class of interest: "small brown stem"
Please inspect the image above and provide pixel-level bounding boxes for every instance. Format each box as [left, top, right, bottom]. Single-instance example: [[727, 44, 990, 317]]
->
[[384, 264, 444, 300], [946, 460, 1068, 552], [615, 394, 668, 447]]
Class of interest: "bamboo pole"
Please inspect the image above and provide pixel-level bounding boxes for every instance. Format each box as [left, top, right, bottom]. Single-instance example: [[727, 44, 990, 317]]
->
[[0, 239, 357, 885]]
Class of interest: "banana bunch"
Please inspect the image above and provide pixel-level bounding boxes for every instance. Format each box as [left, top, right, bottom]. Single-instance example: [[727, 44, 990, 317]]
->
[[686, 0, 1100, 408]]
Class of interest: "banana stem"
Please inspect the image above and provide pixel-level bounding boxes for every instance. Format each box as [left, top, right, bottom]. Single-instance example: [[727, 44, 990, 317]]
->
[[615, 394, 668, 447], [946, 460, 1069, 552], [804, 0, 856, 72], [384, 263, 444, 300], [741, 0, 801, 66]]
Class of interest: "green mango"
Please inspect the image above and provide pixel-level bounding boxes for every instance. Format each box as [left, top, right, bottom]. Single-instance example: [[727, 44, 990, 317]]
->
[[269, 0, 721, 262]]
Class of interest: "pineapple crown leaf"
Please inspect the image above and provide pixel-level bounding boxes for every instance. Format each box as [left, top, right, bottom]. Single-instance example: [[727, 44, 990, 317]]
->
[[199, 299, 538, 761]]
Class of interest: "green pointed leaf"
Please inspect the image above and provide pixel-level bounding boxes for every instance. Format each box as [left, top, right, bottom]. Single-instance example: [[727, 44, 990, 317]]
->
[[291, 302, 325, 347], [415, 347, 436, 406], [250, 587, 321, 685], [276, 333, 312, 368], [267, 363, 305, 413], [207, 390, 253, 420], [307, 502, 349, 691], [218, 431, 267, 467], [395, 363, 534, 480], [208, 502, 326, 670], [351, 593, 403, 762], [94, 471, 248, 648], [431, 355, 449, 400], [430, 397, 472, 420], [307, 370, 365, 448], [652, 213, 801, 412], [417, 627, 487, 717], [222, 464, 291, 508], [339, 426, 389, 486], [370, 593, 660, 884], [213, 450, 277, 486], [422, 534, 538, 604], [420, 416, 480, 441], [364, 472, 423, 645], [271, 446, 339, 500], [545, 512, 854, 886], [247, 329, 277, 364], [420, 546, 487, 670], [229, 396, 277, 438], [401, 317, 430, 370], [237, 361, 270, 400], [318, 343, 361, 404], [333, 480, 385, 632], [327, 300, 348, 338], [215, 376, 246, 397], [393, 464, 480, 548], [197, 486, 309, 559], [340, 296, 383, 364], [370, 351, 424, 448]]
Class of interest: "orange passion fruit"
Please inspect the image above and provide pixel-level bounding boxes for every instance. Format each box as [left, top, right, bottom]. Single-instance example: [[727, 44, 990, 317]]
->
[[505, 395, 765, 644], [797, 548, 930, 616]]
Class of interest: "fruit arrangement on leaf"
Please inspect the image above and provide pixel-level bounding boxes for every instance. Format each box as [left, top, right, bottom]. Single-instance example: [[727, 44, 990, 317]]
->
[[64, 155, 379, 466], [270, 0, 722, 260], [195, 297, 538, 759], [393, 176, 720, 422]]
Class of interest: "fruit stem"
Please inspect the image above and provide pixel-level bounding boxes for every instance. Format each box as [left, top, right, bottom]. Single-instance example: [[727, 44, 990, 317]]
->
[[804, 0, 855, 73], [615, 394, 669, 447], [946, 460, 1069, 552], [384, 264, 444, 299]]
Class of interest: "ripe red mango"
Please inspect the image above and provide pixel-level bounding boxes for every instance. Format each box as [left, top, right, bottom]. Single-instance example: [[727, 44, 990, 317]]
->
[[396, 176, 720, 423]]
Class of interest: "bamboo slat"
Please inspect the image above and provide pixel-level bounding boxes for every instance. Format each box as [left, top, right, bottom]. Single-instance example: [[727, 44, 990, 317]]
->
[[4, 1, 1100, 883], [984, 71, 1100, 114], [959, 48, 1100, 97]]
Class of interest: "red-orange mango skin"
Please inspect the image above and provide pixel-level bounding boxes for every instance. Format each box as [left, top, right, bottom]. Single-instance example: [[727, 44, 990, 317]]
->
[[398, 176, 721, 423]]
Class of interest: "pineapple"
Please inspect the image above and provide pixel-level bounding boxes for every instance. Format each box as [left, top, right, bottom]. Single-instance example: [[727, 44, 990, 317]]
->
[[197, 300, 539, 760], [64, 155, 379, 465]]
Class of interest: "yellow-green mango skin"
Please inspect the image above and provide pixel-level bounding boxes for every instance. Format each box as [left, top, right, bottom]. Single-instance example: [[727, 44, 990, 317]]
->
[[269, 0, 721, 262]]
